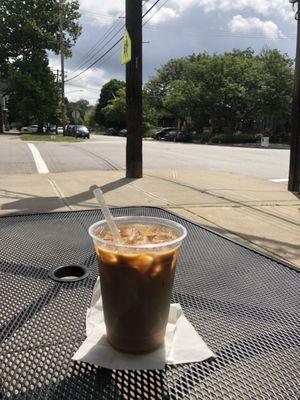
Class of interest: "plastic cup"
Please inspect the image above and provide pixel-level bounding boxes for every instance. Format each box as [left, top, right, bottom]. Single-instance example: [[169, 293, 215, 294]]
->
[[88, 216, 187, 353]]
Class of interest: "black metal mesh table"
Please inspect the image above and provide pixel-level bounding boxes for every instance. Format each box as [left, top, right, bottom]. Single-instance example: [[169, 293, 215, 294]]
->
[[0, 207, 299, 400]]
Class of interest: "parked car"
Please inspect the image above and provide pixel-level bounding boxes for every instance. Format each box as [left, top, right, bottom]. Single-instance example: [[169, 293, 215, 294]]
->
[[57, 126, 63, 135], [20, 124, 47, 133], [49, 126, 63, 134], [105, 128, 118, 136], [20, 124, 38, 133], [175, 131, 193, 142], [163, 130, 181, 141], [64, 125, 75, 136], [152, 127, 177, 140], [119, 129, 127, 137], [72, 125, 90, 139]]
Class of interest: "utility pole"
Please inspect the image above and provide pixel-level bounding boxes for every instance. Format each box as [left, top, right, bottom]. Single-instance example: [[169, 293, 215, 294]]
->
[[289, 0, 300, 192], [125, 0, 143, 178], [0, 101, 3, 134], [59, 0, 66, 134]]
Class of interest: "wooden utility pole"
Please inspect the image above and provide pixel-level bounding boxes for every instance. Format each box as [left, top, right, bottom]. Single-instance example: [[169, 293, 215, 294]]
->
[[125, 0, 143, 178], [59, 0, 66, 134], [0, 101, 3, 134], [289, 1, 300, 192]]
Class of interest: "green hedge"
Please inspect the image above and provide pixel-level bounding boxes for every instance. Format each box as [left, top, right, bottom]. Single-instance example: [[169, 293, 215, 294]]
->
[[210, 132, 261, 144]]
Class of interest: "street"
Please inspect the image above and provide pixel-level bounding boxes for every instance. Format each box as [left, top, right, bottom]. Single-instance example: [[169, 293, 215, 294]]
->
[[0, 133, 298, 268], [0, 135, 290, 181]]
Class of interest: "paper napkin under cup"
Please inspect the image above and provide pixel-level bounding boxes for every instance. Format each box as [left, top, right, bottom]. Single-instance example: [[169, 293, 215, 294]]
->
[[73, 278, 215, 370]]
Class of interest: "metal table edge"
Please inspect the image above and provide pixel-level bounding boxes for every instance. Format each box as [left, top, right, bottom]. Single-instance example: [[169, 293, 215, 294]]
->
[[0, 205, 299, 273]]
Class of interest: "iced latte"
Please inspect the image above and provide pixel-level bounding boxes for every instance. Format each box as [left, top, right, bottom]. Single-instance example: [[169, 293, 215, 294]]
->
[[89, 216, 187, 353]]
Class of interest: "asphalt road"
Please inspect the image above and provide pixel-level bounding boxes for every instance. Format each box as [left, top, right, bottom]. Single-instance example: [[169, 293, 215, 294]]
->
[[0, 135, 290, 181]]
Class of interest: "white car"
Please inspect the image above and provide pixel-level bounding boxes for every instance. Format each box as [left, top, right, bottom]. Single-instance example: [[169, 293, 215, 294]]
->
[[20, 124, 38, 133], [57, 126, 63, 135]]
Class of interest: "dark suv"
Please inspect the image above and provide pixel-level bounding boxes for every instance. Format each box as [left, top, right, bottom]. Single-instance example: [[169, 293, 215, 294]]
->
[[152, 127, 177, 140], [72, 125, 90, 139]]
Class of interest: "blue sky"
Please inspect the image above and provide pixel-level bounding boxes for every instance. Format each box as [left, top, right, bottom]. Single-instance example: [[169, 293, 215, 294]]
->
[[49, 0, 297, 104]]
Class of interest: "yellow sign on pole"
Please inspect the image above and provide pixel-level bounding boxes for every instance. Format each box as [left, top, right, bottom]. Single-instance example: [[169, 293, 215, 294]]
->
[[121, 29, 132, 64]]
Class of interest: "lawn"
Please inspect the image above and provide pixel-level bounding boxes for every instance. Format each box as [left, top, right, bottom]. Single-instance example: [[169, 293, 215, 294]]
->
[[20, 134, 84, 142]]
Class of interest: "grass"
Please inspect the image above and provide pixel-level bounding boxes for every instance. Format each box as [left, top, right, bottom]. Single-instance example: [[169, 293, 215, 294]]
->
[[20, 134, 84, 142]]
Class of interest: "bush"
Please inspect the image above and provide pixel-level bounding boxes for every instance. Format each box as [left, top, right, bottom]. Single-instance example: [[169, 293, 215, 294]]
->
[[233, 132, 258, 143], [142, 123, 156, 137], [210, 132, 259, 144], [210, 133, 233, 143]]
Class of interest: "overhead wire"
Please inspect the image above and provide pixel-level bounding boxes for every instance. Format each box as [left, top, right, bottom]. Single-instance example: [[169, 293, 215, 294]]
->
[[66, 0, 163, 83], [66, 13, 124, 79], [67, 1, 150, 78], [67, 24, 125, 78]]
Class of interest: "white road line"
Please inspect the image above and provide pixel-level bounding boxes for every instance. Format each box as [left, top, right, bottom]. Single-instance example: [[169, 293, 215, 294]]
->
[[27, 143, 49, 174], [269, 178, 288, 183]]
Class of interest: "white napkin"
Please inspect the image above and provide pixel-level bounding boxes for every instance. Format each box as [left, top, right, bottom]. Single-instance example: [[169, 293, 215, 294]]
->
[[73, 278, 215, 370]]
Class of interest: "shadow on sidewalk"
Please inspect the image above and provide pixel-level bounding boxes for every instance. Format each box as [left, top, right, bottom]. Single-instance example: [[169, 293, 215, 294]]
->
[[1, 177, 135, 215]]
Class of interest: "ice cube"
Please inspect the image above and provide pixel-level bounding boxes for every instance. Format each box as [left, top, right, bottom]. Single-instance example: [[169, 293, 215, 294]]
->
[[150, 264, 162, 278], [133, 255, 153, 272]]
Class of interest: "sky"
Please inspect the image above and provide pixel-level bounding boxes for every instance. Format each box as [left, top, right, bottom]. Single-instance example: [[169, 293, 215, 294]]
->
[[49, 0, 297, 104]]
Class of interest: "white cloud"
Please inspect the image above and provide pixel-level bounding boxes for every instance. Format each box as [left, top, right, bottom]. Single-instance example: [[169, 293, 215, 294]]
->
[[65, 68, 108, 103], [170, 0, 293, 20], [145, 6, 179, 24], [79, 0, 294, 29], [79, 0, 124, 26], [228, 15, 284, 40], [52, 0, 295, 101]]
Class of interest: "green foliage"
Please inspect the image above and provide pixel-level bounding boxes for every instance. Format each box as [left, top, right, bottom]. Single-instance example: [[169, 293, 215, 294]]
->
[[210, 132, 259, 144], [1, 0, 81, 127], [0, 0, 81, 74], [94, 79, 125, 126], [145, 48, 293, 139], [8, 54, 60, 129], [66, 99, 90, 124], [84, 105, 96, 128], [102, 87, 126, 129]]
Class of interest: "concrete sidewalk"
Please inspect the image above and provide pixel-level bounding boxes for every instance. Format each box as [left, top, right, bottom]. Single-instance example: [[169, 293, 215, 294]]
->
[[0, 169, 299, 268]]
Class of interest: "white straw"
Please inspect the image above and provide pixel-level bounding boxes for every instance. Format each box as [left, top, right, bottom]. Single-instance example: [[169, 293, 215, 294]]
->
[[93, 188, 122, 242]]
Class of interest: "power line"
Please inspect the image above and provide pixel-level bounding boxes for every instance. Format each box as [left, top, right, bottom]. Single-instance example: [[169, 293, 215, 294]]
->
[[65, 37, 123, 82], [142, 0, 162, 19], [67, 23, 125, 79], [143, 0, 169, 26], [74, 19, 123, 64], [66, 0, 164, 83], [68, 2, 149, 79]]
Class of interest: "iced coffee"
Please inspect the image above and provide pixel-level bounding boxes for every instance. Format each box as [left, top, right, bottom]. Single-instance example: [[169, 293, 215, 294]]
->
[[89, 216, 187, 353]]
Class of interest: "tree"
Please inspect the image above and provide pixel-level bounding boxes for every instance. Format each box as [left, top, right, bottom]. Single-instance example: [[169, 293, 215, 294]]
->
[[0, 0, 81, 130], [66, 99, 90, 124], [94, 79, 125, 127], [145, 48, 293, 137], [84, 105, 96, 128], [258, 49, 293, 137], [102, 87, 126, 129], [8, 54, 60, 129], [0, 0, 81, 74]]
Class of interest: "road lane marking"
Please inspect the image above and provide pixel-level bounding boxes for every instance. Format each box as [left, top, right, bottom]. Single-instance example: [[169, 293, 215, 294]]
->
[[269, 178, 288, 183], [27, 143, 49, 174]]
